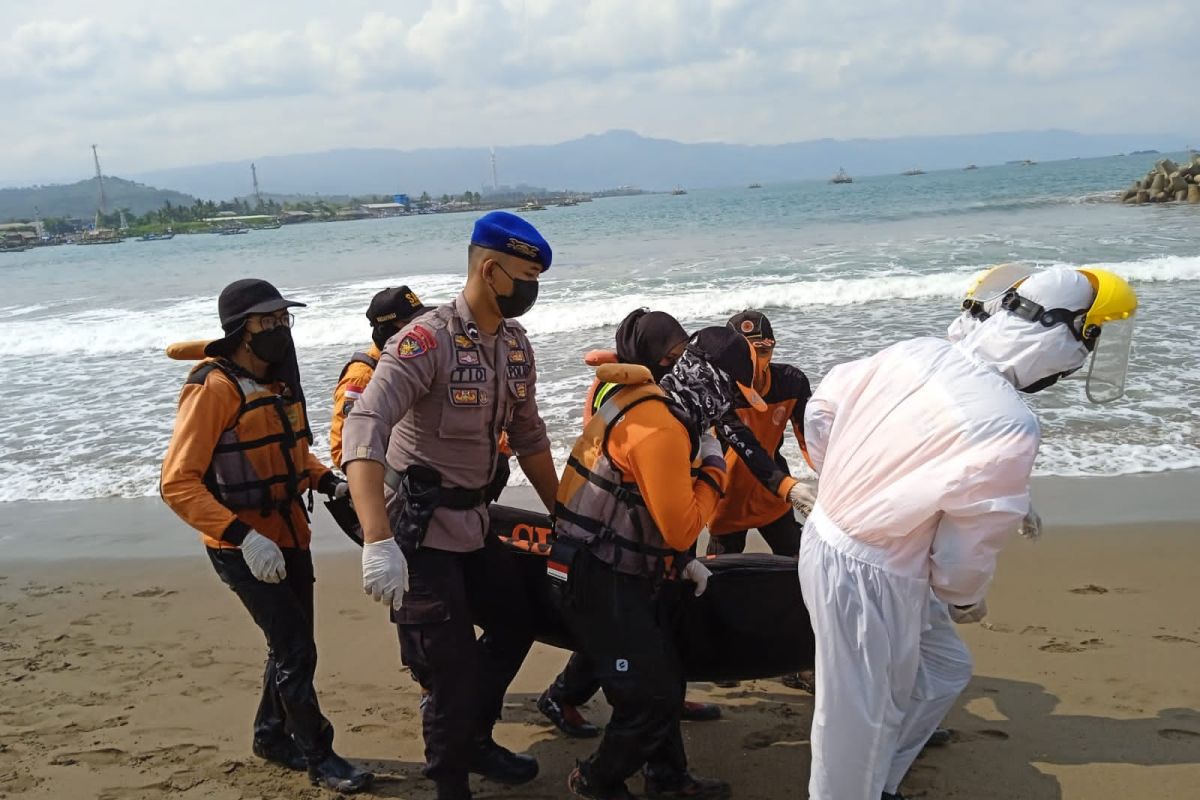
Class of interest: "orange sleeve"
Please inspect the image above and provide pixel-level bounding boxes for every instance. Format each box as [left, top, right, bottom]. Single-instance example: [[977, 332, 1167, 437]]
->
[[609, 402, 727, 552], [160, 375, 242, 540], [329, 370, 356, 467]]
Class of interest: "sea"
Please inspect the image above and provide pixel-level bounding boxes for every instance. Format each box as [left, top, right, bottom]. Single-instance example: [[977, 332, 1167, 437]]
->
[[1, 153, 1198, 504]]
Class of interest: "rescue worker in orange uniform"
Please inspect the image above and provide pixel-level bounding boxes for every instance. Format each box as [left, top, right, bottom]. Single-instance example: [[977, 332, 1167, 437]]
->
[[538, 309, 720, 738], [554, 327, 766, 800], [160, 278, 373, 794], [329, 286, 428, 467], [706, 310, 812, 557]]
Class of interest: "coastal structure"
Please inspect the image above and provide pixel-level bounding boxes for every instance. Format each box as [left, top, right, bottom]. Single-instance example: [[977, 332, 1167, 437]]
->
[[1121, 156, 1200, 204]]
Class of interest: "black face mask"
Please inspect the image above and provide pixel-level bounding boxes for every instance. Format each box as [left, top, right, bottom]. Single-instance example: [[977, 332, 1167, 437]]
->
[[248, 327, 294, 364], [649, 362, 674, 383], [372, 323, 399, 350], [1020, 373, 1064, 394], [491, 263, 539, 319]]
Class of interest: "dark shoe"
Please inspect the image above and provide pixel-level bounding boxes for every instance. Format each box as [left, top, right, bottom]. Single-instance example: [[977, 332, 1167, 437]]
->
[[780, 670, 815, 693], [307, 753, 374, 794], [644, 771, 732, 799], [924, 727, 951, 748], [680, 700, 721, 722], [539, 690, 601, 738], [252, 736, 306, 771], [469, 737, 538, 785], [568, 766, 636, 799]]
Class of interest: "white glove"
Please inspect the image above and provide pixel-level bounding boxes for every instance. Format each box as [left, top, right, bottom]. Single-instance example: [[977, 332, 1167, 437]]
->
[[949, 599, 988, 624], [241, 531, 286, 584], [698, 434, 726, 471], [333, 480, 350, 501], [786, 480, 817, 516], [683, 559, 713, 597], [1018, 507, 1042, 540], [362, 539, 410, 611]]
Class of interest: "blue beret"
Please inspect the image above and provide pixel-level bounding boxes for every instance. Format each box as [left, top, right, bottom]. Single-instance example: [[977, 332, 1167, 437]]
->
[[470, 211, 552, 271]]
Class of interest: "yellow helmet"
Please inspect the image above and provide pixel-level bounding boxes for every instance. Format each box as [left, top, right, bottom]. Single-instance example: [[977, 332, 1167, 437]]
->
[[1077, 268, 1138, 404]]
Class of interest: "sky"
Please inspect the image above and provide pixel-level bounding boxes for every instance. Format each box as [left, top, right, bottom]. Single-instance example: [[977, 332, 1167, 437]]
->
[[2, 0, 1195, 185]]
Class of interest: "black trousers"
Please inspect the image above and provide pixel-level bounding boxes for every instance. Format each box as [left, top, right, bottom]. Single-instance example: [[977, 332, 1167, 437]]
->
[[548, 650, 603, 707], [392, 535, 535, 790], [208, 546, 334, 762], [560, 550, 688, 791], [706, 509, 802, 557]]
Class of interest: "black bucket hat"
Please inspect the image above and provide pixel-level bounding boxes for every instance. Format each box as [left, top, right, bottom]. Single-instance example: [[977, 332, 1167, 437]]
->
[[204, 278, 306, 357]]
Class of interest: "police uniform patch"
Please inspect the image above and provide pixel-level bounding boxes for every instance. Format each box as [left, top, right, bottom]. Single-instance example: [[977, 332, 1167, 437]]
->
[[508, 349, 527, 364], [514, 381, 528, 400], [450, 388, 487, 406], [451, 366, 487, 383], [507, 238, 539, 260], [454, 334, 476, 349], [396, 335, 428, 359], [503, 335, 519, 348], [506, 364, 530, 379], [456, 349, 481, 366], [465, 321, 481, 342]]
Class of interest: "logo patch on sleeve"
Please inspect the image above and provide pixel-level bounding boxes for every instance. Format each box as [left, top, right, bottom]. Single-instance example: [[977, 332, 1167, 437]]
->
[[513, 381, 528, 400], [450, 388, 488, 406], [508, 349, 527, 364], [396, 335, 428, 359]]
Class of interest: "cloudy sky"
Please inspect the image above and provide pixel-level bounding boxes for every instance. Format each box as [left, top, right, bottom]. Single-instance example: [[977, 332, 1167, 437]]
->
[[2, 0, 1194, 184]]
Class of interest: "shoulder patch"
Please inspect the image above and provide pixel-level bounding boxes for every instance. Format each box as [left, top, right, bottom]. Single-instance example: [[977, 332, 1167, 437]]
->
[[397, 334, 430, 359]]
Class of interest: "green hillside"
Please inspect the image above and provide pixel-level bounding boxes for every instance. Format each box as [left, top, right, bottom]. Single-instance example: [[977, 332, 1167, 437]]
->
[[0, 177, 195, 222]]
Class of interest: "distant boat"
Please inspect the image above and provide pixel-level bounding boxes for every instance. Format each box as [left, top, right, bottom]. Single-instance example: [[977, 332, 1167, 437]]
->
[[830, 167, 853, 184], [139, 232, 175, 241], [253, 221, 282, 230], [556, 198, 579, 207], [748, 183, 763, 189], [77, 229, 123, 245], [218, 226, 250, 235], [1006, 159, 1037, 166], [521, 201, 547, 211], [0, 243, 29, 253], [902, 168, 925, 176], [964, 164, 979, 171], [671, 187, 687, 195]]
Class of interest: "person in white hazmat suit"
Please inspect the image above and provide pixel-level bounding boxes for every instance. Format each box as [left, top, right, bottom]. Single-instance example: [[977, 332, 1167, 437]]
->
[[798, 266, 1138, 800]]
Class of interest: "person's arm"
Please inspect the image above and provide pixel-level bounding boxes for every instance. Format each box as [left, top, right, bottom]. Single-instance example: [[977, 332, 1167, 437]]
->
[[781, 365, 814, 465], [715, 413, 797, 499], [328, 371, 356, 468], [617, 406, 727, 552], [930, 432, 1039, 606], [160, 373, 249, 543], [343, 325, 437, 543], [517, 449, 558, 513]]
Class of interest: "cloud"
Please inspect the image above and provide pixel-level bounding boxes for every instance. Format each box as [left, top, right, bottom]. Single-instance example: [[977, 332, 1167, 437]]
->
[[1, 0, 1196, 183]]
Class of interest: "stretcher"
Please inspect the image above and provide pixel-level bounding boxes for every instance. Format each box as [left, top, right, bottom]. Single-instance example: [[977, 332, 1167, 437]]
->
[[328, 499, 816, 680]]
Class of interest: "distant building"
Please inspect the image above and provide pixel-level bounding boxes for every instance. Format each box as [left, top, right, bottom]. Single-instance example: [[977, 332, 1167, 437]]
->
[[361, 202, 407, 218]]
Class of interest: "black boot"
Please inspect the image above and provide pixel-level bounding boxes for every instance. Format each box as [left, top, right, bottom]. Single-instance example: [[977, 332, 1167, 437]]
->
[[644, 770, 732, 799], [252, 736, 306, 771], [568, 765, 637, 799], [469, 737, 538, 785], [538, 690, 601, 738], [307, 753, 374, 794]]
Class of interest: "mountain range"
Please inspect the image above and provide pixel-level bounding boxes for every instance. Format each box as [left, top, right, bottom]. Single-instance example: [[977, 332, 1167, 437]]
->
[[126, 129, 1184, 200], [0, 177, 194, 223]]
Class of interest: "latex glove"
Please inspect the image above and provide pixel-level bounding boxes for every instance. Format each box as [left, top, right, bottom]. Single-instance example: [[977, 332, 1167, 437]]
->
[[949, 599, 988, 624], [698, 433, 726, 472], [241, 531, 286, 584], [1018, 507, 1042, 540], [362, 539, 410, 610], [786, 480, 817, 516], [683, 560, 713, 597]]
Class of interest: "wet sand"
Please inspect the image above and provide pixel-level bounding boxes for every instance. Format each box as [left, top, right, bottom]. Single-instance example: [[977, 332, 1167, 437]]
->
[[2, 477, 1199, 799]]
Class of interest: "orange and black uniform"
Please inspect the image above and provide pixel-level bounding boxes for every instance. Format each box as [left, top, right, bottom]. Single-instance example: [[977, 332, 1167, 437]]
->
[[708, 363, 811, 555], [329, 344, 381, 468], [161, 357, 340, 763]]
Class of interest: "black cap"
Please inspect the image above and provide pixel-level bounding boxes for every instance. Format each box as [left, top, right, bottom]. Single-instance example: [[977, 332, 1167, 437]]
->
[[688, 327, 767, 411], [366, 286, 425, 327], [204, 278, 305, 357], [727, 309, 774, 344]]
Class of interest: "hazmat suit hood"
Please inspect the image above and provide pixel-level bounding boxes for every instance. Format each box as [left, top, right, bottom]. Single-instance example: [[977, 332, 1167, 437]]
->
[[955, 268, 1094, 392]]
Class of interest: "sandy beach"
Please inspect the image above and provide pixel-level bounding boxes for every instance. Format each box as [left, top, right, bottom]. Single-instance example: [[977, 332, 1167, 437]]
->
[[3, 477, 1199, 800]]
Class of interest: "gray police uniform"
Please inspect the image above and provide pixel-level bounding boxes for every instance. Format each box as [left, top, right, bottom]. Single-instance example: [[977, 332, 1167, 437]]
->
[[341, 291, 549, 792]]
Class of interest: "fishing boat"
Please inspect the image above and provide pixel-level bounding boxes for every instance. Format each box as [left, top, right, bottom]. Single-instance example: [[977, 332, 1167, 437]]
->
[[671, 187, 688, 195], [139, 232, 175, 241], [218, 226, 250, 235], [830, 167, 853, 184], [902, 167, 926, 176], [748, 183, 763, 189], [253, 221, 283, 230], [521, 201, 547, 211]]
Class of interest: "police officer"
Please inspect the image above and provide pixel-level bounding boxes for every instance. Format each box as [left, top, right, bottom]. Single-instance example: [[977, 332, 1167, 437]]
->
[[161, 278, 373, 794], [342, 212, 560, 800], [329, 285, 427, 467]]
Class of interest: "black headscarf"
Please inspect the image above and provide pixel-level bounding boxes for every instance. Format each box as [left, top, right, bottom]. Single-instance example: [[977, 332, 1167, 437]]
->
[[658, 346, 736, 439], [614, 309, 689, 382]]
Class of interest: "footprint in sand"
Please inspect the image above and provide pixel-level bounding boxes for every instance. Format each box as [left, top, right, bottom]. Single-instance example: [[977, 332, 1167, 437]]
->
[[1020, 625, 1048, 635], [1158, 729, 1200, 741], [338, 608, 367, 621], [742, 724, 807, 750], [1153, 634, 1198, 645], [131, 588, 178, 598], [1069, 584, 1109, 595], [50, 747, 128, 766], [1040, 637, 1105, 653]]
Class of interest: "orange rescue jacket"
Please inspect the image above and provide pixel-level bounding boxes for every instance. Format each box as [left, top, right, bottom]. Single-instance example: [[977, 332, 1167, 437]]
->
[[330, 344, 382, 467]]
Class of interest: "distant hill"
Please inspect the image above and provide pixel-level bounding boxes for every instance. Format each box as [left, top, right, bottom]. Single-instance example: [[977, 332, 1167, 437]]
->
[[0, 177, 195, 222], [129, 129, 1185, 199]]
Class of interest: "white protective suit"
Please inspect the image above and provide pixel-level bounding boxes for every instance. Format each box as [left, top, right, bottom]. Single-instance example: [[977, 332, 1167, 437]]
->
[[799, 269, 1093, 799]]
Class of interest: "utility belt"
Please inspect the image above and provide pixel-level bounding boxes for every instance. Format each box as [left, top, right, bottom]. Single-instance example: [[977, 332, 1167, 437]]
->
[[385, 464, 491, 556]]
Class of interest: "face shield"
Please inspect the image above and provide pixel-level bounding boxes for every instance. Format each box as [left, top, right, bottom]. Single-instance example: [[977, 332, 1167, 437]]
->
[[1085, 315, 1135, 403]]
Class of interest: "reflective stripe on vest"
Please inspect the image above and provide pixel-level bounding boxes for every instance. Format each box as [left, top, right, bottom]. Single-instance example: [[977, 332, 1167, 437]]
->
[[189, 360, 311, 534], [554, 381, 682, 578]]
